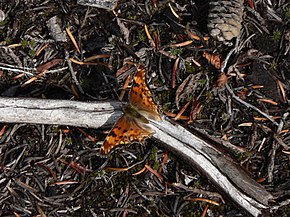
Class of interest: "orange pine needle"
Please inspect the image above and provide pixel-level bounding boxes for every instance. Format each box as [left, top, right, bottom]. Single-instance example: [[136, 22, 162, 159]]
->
[[251, 85, 264, 89], [36, 43, 49, 57], [170, 40, 193, 47], [277, 79, 287, 102], [153, 30, 160, 49], [256, 177, 266, 183], [238, 122, 253, 127], [152, 0, 158, 8], [282, 150, 290, 154], [188, 197, 220, 206], [13, 212, 21, 217], [189, 101, 202, 121], [84, 54, 111, 62], [168, 3, 182, 20], [66, 27, 80, 53], [171, 57, 180, 88], [174, 100, 191, 121], [279, 129, 289, 134], [116, 63, 133, 77], [186, 29, 209, 41], [164, 111, 190, 120], [201, 205, 209, 217], [0, 125, 7, 139], [144, 24, 156, 48], [69, 57, 97, 65], [62, 129, 72, 133], [132, 166, 147, 176], [158, 150, 169, 173], [77, 128, 96, 142], [69, 161, 92, 174], [36, 163, 57, 180], [105, 167, 130, 171], [13, 73, 24, 79], [37, 59, 63, 73], [53, 180, 78, 185], [159, 50, 178, 59], [71, 83, 80, 99], [190, 57, 201, 67], [145, 164, 163, 180], [21, 76, 39, 87], [258, 98, 278, 105], [253, 116, 281, 121], [119, 75, 131, 101], [248, 0, 255, 9], [7, 43, 21, 48]]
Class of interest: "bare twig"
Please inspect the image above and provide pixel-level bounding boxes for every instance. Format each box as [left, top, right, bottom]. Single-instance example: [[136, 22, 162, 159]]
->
[[65, 51, 84, 94], [226, 84, 279, 126]]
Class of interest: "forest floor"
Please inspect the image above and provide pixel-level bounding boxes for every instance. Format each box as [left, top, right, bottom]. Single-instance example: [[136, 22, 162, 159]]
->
[[0, 0, 289, 216]]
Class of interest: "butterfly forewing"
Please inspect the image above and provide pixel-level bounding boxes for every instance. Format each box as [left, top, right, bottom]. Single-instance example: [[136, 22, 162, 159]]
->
[[129, 65, 161, 121]]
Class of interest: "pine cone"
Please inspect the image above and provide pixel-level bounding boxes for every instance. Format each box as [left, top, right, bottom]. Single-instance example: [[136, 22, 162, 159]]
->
[[207, 0, 244, 42]]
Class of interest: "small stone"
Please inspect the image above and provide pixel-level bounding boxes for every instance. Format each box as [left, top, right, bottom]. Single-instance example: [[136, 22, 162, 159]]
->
[[77, 0, 119, 10], [0, 10, 5, 22], [46, 16, 67, 42]]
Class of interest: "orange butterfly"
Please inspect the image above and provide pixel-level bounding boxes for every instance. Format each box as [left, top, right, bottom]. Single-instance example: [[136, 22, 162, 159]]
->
[[100, 65, 161, 155]]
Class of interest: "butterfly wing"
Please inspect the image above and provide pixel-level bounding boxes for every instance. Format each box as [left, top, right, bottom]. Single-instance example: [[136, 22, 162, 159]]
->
[[129, 65, 161, 121], [100, 113, 154, 155]]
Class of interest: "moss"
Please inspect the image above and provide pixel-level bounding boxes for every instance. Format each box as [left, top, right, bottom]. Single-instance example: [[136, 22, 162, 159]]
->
[[21, 38, 35, 48], [284, 7, 290, 18], [198, 77, 207, 87], [169, 44, 184, 56], [0, 19, 8, 27], [272, 30, 282, 42], [269, 61, 277, 70], [126, 12, 137, 21], [156, 90, 175, 112], [149, 146, 159, 160], [21, 38, 36, 57], [152, 160, 161, 171], [185, 62, 196, 74]]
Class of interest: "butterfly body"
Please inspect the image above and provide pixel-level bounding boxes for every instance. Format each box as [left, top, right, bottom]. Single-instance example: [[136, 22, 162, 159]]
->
[[100, 65, 161, 155]]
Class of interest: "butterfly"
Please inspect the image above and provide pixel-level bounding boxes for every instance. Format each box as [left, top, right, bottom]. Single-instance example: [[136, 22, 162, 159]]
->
[[100, 65, 161, 155]]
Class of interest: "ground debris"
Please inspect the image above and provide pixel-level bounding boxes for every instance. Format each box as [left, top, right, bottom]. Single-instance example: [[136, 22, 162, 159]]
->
[[0, 0, 289, 216]]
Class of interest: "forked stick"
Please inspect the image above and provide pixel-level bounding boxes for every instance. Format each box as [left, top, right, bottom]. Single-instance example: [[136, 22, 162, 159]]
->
[[0, 97, 273, 216]]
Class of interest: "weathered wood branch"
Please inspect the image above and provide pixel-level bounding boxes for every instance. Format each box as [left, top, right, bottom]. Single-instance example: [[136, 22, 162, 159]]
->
[[0, 97, 273, 216], [150, 119, 273, 217], [0, 97, 122, 129]]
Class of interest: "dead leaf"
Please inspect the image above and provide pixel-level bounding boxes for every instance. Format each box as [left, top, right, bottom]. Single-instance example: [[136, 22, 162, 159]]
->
[[175, 73, 202, 109], [203, 52, 222, 69], [215, 72, 228, 87], [37, 59, 63, 73]]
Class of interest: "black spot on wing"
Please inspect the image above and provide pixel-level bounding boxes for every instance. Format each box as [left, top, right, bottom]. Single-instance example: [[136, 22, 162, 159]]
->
[[111, 131, 117, 137], [134, 82, 140, 88]]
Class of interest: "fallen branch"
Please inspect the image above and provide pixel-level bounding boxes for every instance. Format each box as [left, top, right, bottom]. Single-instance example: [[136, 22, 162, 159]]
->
[[0, 97, 273, 216], [0, 97, 122, 129]]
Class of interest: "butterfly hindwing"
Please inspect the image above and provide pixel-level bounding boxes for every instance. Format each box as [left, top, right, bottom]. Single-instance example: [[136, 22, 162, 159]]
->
[[100, 112, 154, 155]]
